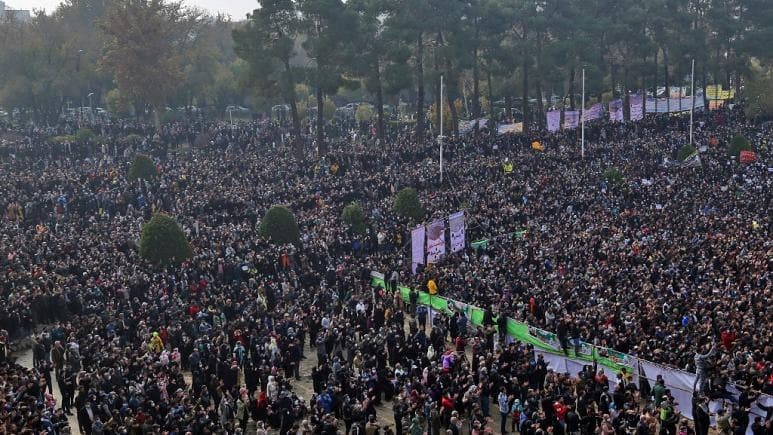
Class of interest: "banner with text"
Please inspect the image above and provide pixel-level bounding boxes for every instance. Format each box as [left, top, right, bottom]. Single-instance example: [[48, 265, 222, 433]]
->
[[629, 94, 644, 121], [563, 110, 580, 129], [411, 225, 425, 273], [609, 99, 624, 122], [449, 211, 465, 253], [582, 103, 603, 122], [426, 219, 446, 263], [547, 110, 561, 132], [646, 96, 705, 113]]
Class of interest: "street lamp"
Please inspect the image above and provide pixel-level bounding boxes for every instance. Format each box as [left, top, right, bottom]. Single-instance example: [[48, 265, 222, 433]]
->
[[87, 92, 94, 122]]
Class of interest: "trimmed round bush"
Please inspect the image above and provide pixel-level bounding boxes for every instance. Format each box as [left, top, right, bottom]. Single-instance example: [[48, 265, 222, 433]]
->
[[342, 202, 367, 235], [259, 205, 301, 245], [393, 187, 424, 221], [128, 154, 157, 181], [139, 214, 193, 265]]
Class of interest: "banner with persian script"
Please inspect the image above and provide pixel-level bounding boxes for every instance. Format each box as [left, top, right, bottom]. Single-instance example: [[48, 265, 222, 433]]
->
[[646, 96, 705, 113], [609, 99, 624, 122], [425, 220, 446, 263], [629, 94, 644, 121], [563, 110, 579, 129], [582, 103, 603, 122], [449, 211, 465, 253], [411, 225, 425, 274], [546, 110, 561, 132], [497, 123, 523, 134]]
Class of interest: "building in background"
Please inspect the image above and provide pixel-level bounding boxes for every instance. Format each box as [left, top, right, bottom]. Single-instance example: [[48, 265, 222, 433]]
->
[[0, 1, 31, 22]]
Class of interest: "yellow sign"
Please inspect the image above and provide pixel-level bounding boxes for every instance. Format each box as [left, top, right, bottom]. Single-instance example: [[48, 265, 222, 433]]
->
[[531, 141, 544, 152], [503, 162, 514, 173], [706, 85, 734, 100]]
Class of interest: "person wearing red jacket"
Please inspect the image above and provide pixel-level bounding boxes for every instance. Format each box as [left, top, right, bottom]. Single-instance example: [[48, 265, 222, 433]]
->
[[720, 329, 737, 351]]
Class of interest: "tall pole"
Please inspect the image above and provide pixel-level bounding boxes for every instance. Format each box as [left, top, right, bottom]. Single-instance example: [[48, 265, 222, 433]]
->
[[439, 74, 444, 183], [689, 58, 695, 147], [581, 68, 585, 159]]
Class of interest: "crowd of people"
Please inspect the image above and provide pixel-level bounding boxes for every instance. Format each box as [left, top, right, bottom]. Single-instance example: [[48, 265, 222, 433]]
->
[[0, 105, 770, 435]]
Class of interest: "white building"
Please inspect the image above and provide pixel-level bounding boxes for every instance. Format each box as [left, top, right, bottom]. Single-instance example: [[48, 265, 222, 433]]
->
[[0, 1, 31, 22]]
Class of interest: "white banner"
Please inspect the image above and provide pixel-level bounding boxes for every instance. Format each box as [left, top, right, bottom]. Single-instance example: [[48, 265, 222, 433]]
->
[[411, 225, 425, 274], [646, 96, 705, 113], [449, 211, 465, 253], [426, 219, 446, 263]]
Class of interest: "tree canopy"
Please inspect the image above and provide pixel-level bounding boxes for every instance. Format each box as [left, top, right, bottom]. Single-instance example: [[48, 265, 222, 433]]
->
[[0, 0, 771, 132], [139, 214, 193, 265]]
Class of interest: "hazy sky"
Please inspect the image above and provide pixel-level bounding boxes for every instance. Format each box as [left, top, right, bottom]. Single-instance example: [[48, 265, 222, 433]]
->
[[7, 0, 257, 19]]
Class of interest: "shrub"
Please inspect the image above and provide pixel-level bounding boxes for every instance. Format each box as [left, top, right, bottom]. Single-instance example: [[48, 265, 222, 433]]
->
[[342, 202, 367, 235], [727, 134, 753, 158], [259, 205, 301, 245], [139, 214, 193, 265], [128, 154, 157, 181], [393, 187, 424, 221], [355, 104, 374, 123], [676, 144, 697, 161], [47, 135, 76, 143], [602, 168, 624, 185], [75, 128, 95, 142]]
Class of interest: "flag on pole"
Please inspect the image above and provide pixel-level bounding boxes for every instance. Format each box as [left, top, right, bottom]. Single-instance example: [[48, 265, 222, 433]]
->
[[582, 103, 603, 122]]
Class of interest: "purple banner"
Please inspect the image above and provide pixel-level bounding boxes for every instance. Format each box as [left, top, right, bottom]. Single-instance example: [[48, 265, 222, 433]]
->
[[547, 110, 561, 132], [582, 103, 603, 122], [609, 99, 624, 122], [629, 94, 643, 121], [563, 110, 579, 129]]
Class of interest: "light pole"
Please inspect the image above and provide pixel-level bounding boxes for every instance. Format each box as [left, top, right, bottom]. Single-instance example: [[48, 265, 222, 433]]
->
[[88, 92, 94, 122], [438, 74, 445, 184]]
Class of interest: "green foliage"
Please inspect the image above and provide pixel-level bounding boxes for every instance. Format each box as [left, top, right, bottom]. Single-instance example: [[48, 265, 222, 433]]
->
[[105, 88, 132, 116], [47, 135, 76, 143], [676, 144, 697, 161], [393, 187, 424, 221], [355, 104, 373, 122], [75, 128, 95, 142], [259, 205, 301, 245], [323, 97, 337, 120], [341, 202, 367, 235], [139, 214, 193, 265], [744, 66, 773, 120], [128, 154, 157, 181], [727, 134, 753, 158], [602, 168, 624, 185]]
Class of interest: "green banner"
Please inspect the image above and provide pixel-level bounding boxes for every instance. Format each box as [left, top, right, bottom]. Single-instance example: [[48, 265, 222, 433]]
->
[[372, 276, 631, 372]]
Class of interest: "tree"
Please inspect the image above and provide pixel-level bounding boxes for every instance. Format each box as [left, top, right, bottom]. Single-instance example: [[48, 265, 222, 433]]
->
[[727, 134, 753, 158], [76, 128, 96, 142], [105, 88, 133, 117], [300, 0, 358, 155], [128, 154, 158, 181], [341, 202, 367, 235], [233, 0, 304, 151], [99, 0, 202, 129], [676, 144, 697, 161], [602, 168, 624, 185], [139, 214, 193, 265], [355, 104, 374, 122], [744, 65, 773, 121], [393, 187, 424, 221], [259, 205, 301, 245]]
